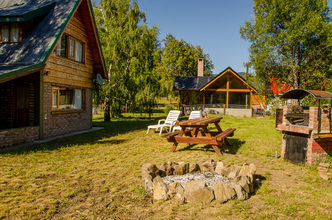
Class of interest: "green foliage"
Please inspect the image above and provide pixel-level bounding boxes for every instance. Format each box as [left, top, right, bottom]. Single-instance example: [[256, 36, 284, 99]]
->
[[94, 0, 161, 120], [240, 0, 332, 91], [155, 34, 214, 97], [163, 104, 175, 114], [92, 79, 103, 106]]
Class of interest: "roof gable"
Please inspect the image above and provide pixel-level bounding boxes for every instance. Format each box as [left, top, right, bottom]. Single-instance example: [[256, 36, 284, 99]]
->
[[200, 67, 257, 92]]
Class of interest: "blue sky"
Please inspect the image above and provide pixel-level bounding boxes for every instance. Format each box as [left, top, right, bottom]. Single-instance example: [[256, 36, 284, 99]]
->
[[136, 0, 255, 74], [95, 0, 332, 75]]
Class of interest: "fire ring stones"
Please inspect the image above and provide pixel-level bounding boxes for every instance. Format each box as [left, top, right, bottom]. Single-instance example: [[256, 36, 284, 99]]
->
[[184, 181, 214, 204], [142, 159, 257, 204]]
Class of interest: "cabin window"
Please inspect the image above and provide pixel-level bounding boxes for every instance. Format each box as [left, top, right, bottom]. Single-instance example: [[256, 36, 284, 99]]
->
[[10, 23, 19, 42], [75, 41, 83, 62], [69, 38, 75, 58], [55, 34, 84, 63], [57, 35, 67, 57], [0, 23, 21, 43], [52, 87, 84, 111], [52, 88, 59, 109], [1, 25, 9, 42]]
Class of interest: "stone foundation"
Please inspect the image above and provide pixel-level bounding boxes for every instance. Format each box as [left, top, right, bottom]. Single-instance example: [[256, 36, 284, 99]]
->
[[142, 159, 256, 204], [0, 126, 39, 148]]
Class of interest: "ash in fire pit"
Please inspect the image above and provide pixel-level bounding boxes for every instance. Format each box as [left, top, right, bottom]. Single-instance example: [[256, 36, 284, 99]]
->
[[141, 159, 257, 204], [162, 172, 231, 188]]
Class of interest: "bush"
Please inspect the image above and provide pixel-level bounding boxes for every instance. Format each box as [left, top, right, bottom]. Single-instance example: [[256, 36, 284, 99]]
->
[[164, 105, 175, 114]]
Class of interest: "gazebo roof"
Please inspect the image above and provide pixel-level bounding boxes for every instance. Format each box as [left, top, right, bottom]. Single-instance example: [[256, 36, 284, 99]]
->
[[281, 89, 332, 100]]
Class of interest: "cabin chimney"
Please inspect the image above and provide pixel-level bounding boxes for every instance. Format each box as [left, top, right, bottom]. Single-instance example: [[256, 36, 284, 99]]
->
[[197, 58, 204, 77]]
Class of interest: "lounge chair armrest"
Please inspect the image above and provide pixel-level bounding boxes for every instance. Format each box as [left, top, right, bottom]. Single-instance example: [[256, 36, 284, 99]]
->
[[172, 120, 179, 126], [158, 119, 166, 125]]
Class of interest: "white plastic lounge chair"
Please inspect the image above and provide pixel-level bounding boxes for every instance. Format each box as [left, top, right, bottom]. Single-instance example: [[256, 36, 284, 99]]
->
[[172, 110, 203, 132], [147, 110, 181, 135]]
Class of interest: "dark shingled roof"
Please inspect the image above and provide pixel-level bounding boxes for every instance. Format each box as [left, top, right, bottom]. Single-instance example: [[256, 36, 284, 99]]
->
[[0, 0, 106, 80], [173, 76, 216, 91], [0, 0, 55, 22]]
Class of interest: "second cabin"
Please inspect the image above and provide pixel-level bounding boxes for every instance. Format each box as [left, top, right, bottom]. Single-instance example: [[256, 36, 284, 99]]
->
[[173, 59, 265, 117]]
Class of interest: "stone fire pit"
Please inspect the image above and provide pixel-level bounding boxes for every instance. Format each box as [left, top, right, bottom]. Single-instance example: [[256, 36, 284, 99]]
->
[[141, 159, 256, 204]]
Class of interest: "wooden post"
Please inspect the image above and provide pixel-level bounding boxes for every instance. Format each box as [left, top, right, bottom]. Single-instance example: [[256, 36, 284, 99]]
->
[[178, 91, 181, 106], [39, 70, 44, 140], [250, 91, 252, 110], [203, 91, 205, 108], [226, 77, 230, 108], [245, 93, 249, 109]]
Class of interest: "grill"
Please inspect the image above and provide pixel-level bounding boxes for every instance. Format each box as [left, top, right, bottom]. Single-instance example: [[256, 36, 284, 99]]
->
[[284, 106, 309, 126], [276, 89, 332, 165]]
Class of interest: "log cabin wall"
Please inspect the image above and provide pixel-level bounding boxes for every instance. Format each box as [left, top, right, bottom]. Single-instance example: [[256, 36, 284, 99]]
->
[[44, 4, 94, 89], [42, 2, 94, 138]]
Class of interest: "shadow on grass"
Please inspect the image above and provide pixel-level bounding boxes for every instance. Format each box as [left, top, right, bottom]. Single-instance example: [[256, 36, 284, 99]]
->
[[252, 174, 267, 195], [1, 117, 162, 155], [176, 138, 245, 154]]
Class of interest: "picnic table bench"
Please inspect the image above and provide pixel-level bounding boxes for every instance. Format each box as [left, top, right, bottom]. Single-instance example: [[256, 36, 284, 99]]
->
[[163, 117, 236, 154]]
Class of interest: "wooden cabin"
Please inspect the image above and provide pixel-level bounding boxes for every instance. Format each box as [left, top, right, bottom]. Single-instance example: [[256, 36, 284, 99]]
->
[[173, 67, 265, 117], [0, 0, 106, 148]]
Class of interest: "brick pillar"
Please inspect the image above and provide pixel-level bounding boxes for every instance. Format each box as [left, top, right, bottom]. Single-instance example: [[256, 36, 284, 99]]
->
[[307, 106, 318, 165], [280, 105, 290, 159], [320, 107, 331, 133], [281, 133, 286, 158], [309, 106, 319, 133], [282, 105, 290, 125], [307, 106, 332, 165]]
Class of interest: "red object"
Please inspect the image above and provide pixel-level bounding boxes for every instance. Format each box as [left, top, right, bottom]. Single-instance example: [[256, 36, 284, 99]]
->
[[270, 77, 290, 94]]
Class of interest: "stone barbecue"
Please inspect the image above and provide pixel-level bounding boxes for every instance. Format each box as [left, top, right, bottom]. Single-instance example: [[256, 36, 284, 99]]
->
[[141, 159, 256, 204], [276, 89, 332, 165]]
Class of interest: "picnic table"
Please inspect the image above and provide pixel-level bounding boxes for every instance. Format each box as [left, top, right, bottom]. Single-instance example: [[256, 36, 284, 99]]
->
[[163, 117, 236, 155]]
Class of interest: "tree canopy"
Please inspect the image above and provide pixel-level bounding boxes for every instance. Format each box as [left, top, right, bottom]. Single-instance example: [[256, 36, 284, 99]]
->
[[156, 34, 214, 97], [94, 0, 160, 120], [93, 1, 214, 120], [240, 0, 332, 92]]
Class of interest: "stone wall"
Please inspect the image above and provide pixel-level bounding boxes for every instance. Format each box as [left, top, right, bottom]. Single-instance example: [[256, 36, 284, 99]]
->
[[43, 82, 92, 138], [0, 126, 39, 148]]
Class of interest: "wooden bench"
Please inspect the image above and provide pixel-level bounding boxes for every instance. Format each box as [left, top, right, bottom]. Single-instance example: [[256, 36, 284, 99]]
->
[[163, 117, 236, 155], [216, 128, 235, 141]]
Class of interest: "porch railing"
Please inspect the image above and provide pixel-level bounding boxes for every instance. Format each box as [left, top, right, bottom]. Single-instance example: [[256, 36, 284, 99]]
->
[[180, 104, 250, 115]]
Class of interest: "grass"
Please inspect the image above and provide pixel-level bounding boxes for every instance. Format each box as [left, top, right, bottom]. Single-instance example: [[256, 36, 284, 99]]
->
[[0, 115, 331, 219]]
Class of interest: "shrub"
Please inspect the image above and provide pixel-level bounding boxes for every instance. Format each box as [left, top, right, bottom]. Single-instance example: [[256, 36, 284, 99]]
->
[[164, 105, 174, 114]]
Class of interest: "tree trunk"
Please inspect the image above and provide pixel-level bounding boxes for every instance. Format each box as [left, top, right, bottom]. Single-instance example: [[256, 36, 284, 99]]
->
[[148, 104, 152, 119], [291, 64, 300, 106], [104, 63, 112, 122], [104, 92, 111, 122]]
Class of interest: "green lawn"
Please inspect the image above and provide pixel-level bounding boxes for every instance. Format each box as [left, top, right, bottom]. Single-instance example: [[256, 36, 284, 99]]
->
[[0, 115, 331, 219]]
